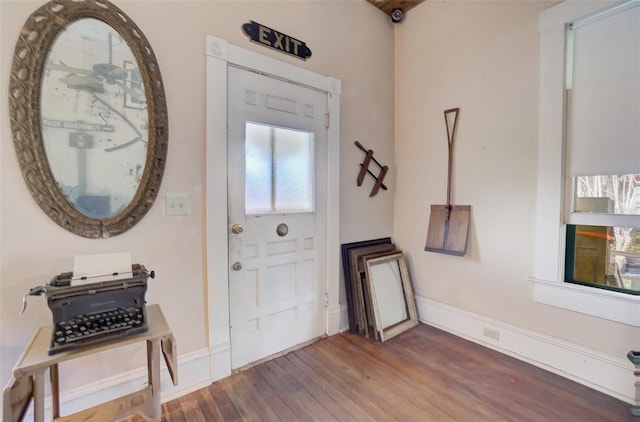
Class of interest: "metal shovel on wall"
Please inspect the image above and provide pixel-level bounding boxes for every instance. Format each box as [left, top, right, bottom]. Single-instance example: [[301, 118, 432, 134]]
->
[[425, 107, 471, 256]]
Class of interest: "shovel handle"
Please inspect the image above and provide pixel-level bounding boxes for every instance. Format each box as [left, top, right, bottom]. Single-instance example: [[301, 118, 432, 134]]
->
[[444, 108, 459, 207]]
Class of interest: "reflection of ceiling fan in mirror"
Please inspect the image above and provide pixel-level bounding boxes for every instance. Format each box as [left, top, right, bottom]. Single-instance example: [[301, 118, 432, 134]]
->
[[44, 30, 146, 154], [46, 32, 143, 103]]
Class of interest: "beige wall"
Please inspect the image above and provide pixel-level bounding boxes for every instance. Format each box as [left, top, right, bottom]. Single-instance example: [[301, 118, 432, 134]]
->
[[0, 0, 395, 393], [2, 0, 635, 409], [394, 0, 636, 360]]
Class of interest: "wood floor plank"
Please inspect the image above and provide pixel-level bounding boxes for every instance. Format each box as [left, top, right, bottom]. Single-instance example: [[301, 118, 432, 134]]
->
[[242, 365, 298, 420], [294, 348, 396, 420], [388, 325, 626, 421], [195, 386, 228, 421], [336, 331, 496, 421], [255, 358, 337, 421], [384, 327, 561, 421], [307, 337, 440, 421], [459, 332, 627, 421], [320, 333, 459, 421], [206, 377, 242, 421], [219, 372, 280, 421], [162, 398, 187, 422], [284, 352, 378, 422], [180, 406, 207, 422], [274, 354, 360, 422], [152, 323, 629, 421]]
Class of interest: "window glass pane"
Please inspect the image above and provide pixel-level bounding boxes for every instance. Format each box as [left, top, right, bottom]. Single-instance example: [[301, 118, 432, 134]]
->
[[572, 174, 640, 215], [273, 127, 313, 212], [245, 123, 273, 214], [565, 224, 640, 294], [244, 122, 314, 215]]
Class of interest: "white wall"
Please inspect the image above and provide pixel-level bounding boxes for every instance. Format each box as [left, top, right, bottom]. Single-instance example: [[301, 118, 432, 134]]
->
[[0, 0, 395, 410], [394, 0, 636, 397]]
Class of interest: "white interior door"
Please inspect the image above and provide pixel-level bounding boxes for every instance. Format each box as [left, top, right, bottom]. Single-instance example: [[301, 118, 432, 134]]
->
[[227, 65, 328, 369]]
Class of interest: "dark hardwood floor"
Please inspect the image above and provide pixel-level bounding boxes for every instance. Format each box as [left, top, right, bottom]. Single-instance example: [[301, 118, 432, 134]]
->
[[153, 324, 631, 421]]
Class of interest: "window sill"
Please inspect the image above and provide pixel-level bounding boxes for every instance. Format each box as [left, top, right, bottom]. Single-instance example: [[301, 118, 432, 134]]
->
[[531, 277, 640, 327]]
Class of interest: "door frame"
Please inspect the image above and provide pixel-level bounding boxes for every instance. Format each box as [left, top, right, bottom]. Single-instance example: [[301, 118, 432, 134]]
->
[[205, 35, 341, 381]]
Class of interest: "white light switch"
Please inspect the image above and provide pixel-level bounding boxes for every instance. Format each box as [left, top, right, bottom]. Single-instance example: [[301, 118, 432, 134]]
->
[[165, 193, 191, 216]]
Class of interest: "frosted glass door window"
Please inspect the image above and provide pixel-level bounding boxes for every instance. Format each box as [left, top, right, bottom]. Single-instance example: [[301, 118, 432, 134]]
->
[[245, 122, 314, 214]]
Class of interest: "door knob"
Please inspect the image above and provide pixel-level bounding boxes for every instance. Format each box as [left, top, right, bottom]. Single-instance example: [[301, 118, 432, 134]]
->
[[232, 262, 243, 271], [276, 223, 288, 237], [231, 224, 244, 234]]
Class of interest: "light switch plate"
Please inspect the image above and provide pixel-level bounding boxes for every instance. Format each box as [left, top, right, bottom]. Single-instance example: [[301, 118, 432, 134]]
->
[[165, 193, 191, 216]]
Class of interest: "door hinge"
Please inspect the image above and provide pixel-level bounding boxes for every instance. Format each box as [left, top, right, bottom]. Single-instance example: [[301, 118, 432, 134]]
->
[[324, 292, 329, 308], [325, 113, 330, 129]]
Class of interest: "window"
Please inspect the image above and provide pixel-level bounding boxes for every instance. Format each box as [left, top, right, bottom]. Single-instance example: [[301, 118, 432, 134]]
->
[[565, 223, 640, 294], [534, 0, 640, 326], [245, 122, 314, 215], [563, 2, 640, 295]]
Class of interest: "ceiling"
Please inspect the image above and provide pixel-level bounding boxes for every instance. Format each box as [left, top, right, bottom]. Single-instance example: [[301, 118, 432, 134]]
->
[[366, 0, 426, 18]]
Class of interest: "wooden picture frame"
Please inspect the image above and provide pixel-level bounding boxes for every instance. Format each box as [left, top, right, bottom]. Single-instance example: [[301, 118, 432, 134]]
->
[[349, 244, 396, 338], [340, 238, 392, 333], [363, 251, 418, 341]]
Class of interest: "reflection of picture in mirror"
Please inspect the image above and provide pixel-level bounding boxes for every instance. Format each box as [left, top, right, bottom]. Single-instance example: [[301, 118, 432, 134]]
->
[[40, 18, 148, 219], [364, 251, 418, 342], [123, 60, 145, 109]]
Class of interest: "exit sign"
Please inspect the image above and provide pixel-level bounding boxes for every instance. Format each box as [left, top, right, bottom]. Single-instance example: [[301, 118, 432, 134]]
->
[[242, 21, 312, 60]]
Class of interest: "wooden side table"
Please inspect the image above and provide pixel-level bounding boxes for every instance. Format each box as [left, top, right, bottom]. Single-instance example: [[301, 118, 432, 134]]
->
[[3, 304, 177, 422]]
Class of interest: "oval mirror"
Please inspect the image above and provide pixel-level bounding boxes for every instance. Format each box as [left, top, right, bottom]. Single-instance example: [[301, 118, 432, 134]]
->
[[9, 0, 168, 238]]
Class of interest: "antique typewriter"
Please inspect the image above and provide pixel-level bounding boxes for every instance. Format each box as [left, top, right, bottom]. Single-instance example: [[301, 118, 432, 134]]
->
[[23, 264, 154, 355]]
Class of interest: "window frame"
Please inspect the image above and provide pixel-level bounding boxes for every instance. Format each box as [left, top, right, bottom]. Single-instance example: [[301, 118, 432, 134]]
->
[[533, 0, 640, 327]]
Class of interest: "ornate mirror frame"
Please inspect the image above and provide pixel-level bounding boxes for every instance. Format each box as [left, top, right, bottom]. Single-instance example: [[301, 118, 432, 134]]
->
[[9, 0, 168, 238]]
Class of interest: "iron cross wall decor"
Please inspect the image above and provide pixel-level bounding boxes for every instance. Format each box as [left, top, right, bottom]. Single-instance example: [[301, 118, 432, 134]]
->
[[242, 21, 312, 60], [355, 141, 388, 197]]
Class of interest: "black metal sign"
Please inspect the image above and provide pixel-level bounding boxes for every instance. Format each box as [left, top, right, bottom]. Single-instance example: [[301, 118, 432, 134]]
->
[[242, 21, 312, 60]]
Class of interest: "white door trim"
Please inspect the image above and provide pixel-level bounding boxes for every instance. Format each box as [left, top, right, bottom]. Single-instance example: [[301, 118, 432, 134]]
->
[[205, 35, 341, 381]]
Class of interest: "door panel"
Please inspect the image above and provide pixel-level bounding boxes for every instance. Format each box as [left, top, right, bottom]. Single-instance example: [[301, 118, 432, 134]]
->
[[227, 66, 327, 369]]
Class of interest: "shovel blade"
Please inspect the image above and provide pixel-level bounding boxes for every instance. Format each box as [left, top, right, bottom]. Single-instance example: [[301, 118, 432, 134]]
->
[[425, 204, 471, 256]]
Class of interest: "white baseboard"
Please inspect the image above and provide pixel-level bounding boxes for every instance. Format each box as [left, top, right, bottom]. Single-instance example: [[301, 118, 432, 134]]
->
[[328, 304, 346, 335], [415, 295, 635, 405], [162, 348, 213, 401], [210, 341, 232, 382]]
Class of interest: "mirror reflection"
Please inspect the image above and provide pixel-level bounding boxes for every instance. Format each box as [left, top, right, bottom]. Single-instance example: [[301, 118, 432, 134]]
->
[[41, 18, 148, 219], [10, 0, 168, 238]]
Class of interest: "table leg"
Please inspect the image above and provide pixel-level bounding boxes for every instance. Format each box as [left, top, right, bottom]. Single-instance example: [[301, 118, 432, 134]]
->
[[50, 363, 60, 418], [147, 339, 161, 421], [629, 351, 640, 416], [33, 371, 45, 422]]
